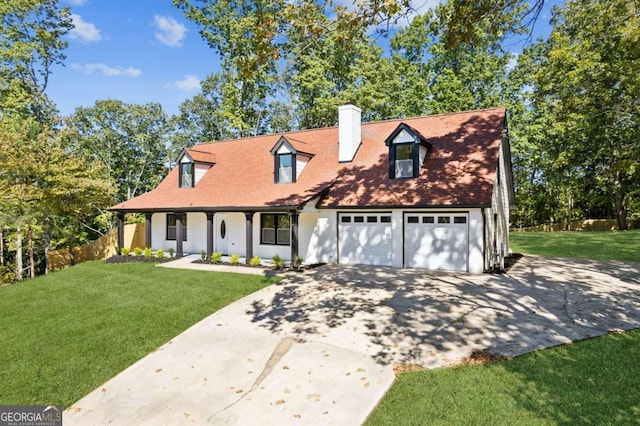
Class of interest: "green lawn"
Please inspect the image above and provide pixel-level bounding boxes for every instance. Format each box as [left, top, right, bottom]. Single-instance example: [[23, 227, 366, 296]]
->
[[0, 261, 277, 407], [510, 229, 640, 262], [367, 329, 640, 425]]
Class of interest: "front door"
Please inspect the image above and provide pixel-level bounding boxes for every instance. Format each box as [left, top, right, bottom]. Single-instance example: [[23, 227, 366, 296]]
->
[[217, 216, 229, 255]]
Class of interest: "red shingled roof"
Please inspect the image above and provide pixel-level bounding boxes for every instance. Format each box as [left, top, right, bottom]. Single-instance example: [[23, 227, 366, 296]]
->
[[111, 107, 506, 212]]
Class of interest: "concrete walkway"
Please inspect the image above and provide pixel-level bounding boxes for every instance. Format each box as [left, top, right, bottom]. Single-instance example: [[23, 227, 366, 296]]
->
[[64, 255, 640, 425]]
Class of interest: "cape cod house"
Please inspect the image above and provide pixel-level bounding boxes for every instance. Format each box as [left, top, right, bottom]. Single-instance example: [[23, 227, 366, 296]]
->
[[111, 105, 514, 273]]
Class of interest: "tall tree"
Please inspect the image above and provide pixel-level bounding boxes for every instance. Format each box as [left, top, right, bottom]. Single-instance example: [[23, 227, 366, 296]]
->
[[0, 0, 72, 123], [61, 100, 169, 204], [532, 0, 640, 230]]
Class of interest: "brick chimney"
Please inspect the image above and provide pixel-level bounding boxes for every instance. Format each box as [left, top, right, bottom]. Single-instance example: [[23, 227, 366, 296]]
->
[[338, 103, 361, 162]]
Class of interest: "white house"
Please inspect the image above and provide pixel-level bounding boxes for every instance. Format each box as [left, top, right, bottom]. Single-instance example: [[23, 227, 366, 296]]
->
[[111, 105, 514, 273]]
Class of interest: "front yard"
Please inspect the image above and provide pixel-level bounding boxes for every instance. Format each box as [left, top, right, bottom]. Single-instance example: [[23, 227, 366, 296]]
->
[[0, 262, 277, 407]]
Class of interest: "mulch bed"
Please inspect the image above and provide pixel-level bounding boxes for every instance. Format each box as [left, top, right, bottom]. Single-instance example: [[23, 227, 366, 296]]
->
[[192, 259, 325, 273], [105, 255, 172, 264], [459, 349, 512, 365]]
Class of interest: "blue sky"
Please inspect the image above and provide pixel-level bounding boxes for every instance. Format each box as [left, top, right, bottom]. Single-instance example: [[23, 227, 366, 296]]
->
[[48, 0, 561, 118], [48, 0, 217, 117]]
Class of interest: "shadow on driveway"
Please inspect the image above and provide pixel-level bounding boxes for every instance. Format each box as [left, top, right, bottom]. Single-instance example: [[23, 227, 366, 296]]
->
[[247, 255, 640, 368]]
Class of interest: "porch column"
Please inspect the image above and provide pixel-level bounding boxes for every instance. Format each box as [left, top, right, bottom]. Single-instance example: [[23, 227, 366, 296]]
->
[[244, 211, 254, 264], [175, 213, 185, 258], [144, 213, 153, 248], [206, 212, 214, 259], [289, 210, 299, 267], [117, 212, 125, 252]]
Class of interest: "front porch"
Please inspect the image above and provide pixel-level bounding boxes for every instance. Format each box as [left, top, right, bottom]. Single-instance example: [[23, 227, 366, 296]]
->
[[115, 210, 302, 266]]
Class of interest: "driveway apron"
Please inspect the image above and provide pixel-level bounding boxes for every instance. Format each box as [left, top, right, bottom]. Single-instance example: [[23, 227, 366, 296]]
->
[[65, 255, 640, 424]]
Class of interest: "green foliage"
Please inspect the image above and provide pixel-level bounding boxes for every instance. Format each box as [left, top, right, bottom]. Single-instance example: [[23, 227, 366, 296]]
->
[[200, 249, 206, 261], [0, 0, 73, 123], [120, 247, 130, 256], [155, 249, 164, 259], [294, 256, 303, 269], [0, 265, 17, 284], [250, 256, 262, 267], [143, 247, 153, 259], [61, 100, 169, 203], [133, 247, 143, 257], [272, 254, 284, 270], [211, 252, 222, 264], [168, 247, 175, 258], [229, 254, 240, 265]]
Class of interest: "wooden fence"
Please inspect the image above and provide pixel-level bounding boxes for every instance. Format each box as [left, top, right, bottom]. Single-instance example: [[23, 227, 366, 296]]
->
[[48, 223, 146, 271]]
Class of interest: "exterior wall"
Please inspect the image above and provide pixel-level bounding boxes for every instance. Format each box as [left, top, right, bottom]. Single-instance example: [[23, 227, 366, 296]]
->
[[194, 164, 210, 185], [151, 212, 207, 254], [303, 210, 337, 264], [485, 140, 512, 269]]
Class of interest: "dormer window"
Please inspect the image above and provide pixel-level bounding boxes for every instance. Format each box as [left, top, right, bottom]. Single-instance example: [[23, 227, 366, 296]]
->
[[179, 162, 194, 188], [270, 136, 313, 184], [276, 153, 294, 183], [385, 124, 431, 179]]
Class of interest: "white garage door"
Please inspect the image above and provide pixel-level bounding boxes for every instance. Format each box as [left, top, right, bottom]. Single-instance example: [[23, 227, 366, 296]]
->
[[338, 213, 393, 266], [404, 213, 469, 272]]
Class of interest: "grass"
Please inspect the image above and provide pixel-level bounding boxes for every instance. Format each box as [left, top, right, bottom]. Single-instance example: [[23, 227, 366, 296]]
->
[[367, 329, 640, 425], [510, 229, 640, 262], [0, 261, 278, 407]]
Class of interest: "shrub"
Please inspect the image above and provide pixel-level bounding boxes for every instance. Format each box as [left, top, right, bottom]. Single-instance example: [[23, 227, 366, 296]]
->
[[272, 254, 284, 270], [143, 247, 153, 259], [200, 250, 207, 261], [133, 247, 143, 257], [250, 256, 262, 266], [295, 255, 304, 269], [230, 254, 240, 265], [168, 247, 175, 258], [120, 247, 130, 256], [155, 249, 165, 259], [0, 265, 17, 284], [211, 252, 222, 264]]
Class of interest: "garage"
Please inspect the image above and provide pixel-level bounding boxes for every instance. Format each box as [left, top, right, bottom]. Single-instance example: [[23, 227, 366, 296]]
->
[[338, 213, 392, 266], [404, 213, 469, 272]]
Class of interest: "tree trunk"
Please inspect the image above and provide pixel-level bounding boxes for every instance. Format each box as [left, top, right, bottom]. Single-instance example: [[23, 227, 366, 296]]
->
[[28, 226, 35, 279], [615, 188, 628, 231], [16, 227, 23, 280], [68, 223, 77, 266], [0, 226, 4, 267], [44, 217, 50, 274]]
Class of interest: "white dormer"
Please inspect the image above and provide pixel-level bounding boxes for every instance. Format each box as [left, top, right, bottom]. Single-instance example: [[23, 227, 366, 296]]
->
[[176, 149, 214, 188], [270, 136, 312, 183], [384, 123, 432, 179]]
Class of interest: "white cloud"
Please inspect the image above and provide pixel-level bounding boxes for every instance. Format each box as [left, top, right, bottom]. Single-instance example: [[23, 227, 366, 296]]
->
[[69, 14, 101, 43], [174, 74, 201, 91], [71, 62, 142, 77], [154, 15, 187, 47]]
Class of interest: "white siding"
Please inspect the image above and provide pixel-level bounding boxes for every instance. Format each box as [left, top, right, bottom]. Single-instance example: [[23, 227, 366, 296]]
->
[[151, 212, 207, 254], [485, 140, 511, 270], [194, 164, 210, 185], [296, 157, 309, 179]]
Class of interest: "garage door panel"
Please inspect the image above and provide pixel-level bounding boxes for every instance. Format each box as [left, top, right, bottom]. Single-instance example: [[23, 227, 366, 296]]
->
[[339, 214, 392, 267], [405, 214, 469, 272]]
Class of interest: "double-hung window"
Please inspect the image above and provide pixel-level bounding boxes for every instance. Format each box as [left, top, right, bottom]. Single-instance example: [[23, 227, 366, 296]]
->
[[276, 153, 294, 183], [394, 144, 414, 178], [166, 214, 187, 241], [179, 162, 194, 188], [261, 213, 290, 245]]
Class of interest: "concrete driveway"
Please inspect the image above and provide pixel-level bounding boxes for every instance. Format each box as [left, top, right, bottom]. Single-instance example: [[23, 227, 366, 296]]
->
[[65, 255, 640, 425]]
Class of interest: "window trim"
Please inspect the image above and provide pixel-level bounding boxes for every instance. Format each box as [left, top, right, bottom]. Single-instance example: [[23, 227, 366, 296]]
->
[[275, 152, 296, 184], [260, 213, 290, 246], [166, 214, 187, 241], [179, 162, 194, 188]]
